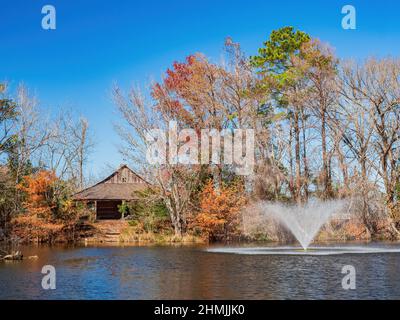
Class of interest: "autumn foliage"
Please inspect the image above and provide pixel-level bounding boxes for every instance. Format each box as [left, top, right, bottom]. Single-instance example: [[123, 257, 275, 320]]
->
[[13, 170, 78, 242], [17, 170, 58, 219], [196, 180, 247, 241], [152, 54, 224, 131]]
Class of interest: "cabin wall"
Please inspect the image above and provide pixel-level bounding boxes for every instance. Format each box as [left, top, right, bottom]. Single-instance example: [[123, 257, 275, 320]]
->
[[104, 167, 145, 184]]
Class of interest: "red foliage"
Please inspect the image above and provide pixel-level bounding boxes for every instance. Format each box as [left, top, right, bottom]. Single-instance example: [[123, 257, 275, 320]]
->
[[164, 55, 196, 91], [151, 54, 223, 131]]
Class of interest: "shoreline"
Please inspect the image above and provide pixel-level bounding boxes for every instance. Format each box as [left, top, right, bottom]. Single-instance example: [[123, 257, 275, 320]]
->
[[3, 237, 399, 248]]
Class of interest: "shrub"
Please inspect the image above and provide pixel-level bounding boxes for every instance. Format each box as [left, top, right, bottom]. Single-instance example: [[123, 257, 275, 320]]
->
[[195, 180, 247, 241], [13, 170, 82, 242], [127, 189, 170, 233]]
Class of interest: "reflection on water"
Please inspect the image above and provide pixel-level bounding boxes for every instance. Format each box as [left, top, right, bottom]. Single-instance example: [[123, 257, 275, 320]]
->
[[207, 245, 400, 255], [0, 243, 400, 299]]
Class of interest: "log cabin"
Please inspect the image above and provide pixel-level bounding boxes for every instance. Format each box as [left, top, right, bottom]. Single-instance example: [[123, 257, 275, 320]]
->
[[73, 164, 149, 220]]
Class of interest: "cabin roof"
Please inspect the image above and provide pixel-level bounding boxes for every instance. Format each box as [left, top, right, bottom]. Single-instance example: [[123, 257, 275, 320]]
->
[[73, 164, 149, 201]]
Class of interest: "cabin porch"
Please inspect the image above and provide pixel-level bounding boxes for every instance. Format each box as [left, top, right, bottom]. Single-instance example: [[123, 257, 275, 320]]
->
[[95, 200, 122, 220]]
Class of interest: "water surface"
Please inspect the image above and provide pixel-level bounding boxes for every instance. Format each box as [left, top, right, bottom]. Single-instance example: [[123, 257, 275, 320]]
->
[[1, 243, 399, 299]]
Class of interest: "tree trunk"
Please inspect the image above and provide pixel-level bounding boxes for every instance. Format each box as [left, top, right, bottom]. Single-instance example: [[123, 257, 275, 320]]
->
[[288, 120, 295, 199], [321, 107, 331, 199], [301, 108, 309, 201], [165, 199, 183, 237], [293, 109, 302, 204]]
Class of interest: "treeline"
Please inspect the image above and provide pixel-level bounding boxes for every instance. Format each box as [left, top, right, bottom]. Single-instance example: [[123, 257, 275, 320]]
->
[[115, 26, 400, 241], [2, 26, 400, 243], [0, 84, 93, 241]]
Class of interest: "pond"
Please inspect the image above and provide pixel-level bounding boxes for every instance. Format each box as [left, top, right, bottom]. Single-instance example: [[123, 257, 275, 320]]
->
[[1, 242, 400, 299]]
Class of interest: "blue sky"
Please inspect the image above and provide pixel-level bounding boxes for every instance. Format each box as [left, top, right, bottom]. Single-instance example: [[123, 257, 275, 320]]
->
[[1, 0, 399, 177]]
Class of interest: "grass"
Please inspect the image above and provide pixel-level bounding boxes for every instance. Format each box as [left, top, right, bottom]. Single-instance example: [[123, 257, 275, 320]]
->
[[118, 226, 205, 244]]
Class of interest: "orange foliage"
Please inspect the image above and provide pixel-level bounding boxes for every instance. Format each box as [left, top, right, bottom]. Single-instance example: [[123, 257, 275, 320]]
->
[[196, 180, 247, 241], [343, 219, 368, 239], [13, 170, 81, 242], [16, 170, 58, 220], [12, 215, 64, 242]]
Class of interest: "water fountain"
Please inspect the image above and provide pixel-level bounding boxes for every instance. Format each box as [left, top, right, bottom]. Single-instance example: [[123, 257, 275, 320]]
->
[[261, 199, 346, 250], [207, 199, 400, 255]]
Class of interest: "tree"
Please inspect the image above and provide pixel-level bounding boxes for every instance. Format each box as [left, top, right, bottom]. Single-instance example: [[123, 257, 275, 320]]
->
[[251, 26, 311, 203], [0, 166, 15, 236], [152, 54, 226, 186], [114, 85, 202, 237], [338, 58, 400, 234], [17, 170, 58, 219], [250, 26, 311, 78], [196, 180, 246, 241], [35, 110, 93, 189], [127, 188, 170, 233], [0, 83, 18, 157], [0, 84, 19, 235], [75, 117, 90, 190], [13, 169, 78, 242], [152, 43, 264, 186], [295, 40, 338, 198]]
